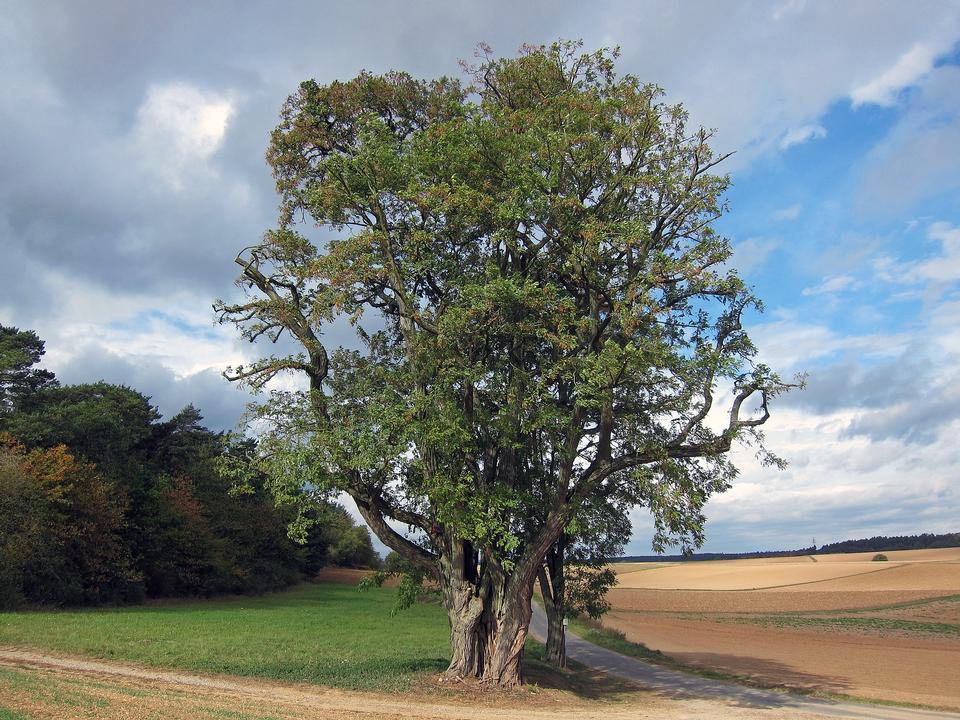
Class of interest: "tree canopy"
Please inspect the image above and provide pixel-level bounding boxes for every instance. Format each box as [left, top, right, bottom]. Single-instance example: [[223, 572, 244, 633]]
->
[[0, 325, 380, 609], [217, 41, 792, 686], [0, 325, 57, 415]]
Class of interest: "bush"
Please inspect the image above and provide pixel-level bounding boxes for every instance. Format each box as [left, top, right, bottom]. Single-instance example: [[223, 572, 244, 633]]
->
[[872, 553, 888, 561]]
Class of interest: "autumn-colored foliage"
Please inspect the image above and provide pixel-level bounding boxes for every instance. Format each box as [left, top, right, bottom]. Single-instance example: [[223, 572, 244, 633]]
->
[[0, 324, 381, 609], [0, 433, 137, 606]]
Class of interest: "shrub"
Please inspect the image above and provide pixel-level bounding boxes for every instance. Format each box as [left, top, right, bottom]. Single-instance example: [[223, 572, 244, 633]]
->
[[872, 553, 888, 561]]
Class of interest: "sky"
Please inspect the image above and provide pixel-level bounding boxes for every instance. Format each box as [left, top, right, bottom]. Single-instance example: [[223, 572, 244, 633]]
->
[[1, 0, 959, 555]]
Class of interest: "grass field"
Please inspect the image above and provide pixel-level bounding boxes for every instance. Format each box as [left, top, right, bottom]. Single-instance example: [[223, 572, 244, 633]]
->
[[0, 577, 669, 720], [0, 583, 451, 691]]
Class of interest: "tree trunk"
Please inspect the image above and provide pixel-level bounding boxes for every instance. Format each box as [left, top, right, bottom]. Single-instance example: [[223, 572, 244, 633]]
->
[[538, 570, 566, 667], [479, 584, 531, 687], [537, 539, 567, 667], [438, 539, 531, 687], [442, 571, 491, 678]]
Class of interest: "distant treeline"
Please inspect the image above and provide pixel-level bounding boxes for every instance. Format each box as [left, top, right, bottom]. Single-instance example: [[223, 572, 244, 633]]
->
[[815, 533, 960, 554], [615, 532, 960, 563], [0, 325, 379, 609]]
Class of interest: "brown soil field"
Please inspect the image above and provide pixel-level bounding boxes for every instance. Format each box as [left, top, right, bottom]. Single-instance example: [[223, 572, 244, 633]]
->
[[604, 588, 949, 612], [856, 597, 960, 623], [0, 648, 832, 720], [608, 562, 670, 575], [601, 612, 960, 709], [603, 548, 960, 709]]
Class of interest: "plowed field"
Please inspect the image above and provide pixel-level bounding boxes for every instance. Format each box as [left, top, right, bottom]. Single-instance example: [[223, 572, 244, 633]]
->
[[604, 547, 960, 709]]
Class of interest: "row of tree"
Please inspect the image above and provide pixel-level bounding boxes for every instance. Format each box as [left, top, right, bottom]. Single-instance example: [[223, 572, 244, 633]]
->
[[0, 325, 379, 609], [815, 533, 960, 554]]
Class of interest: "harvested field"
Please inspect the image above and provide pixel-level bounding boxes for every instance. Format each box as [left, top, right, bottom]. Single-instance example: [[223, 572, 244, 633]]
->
[[603, 548, 960, 709], [608, 563, 669, 575], [600, 612, 960, 709], [614, 562, 889, 590], [614, 547, 960, 592], [778, 562, 960, 593], [604, 588, 948, 613], [810, 548, 960, 563]]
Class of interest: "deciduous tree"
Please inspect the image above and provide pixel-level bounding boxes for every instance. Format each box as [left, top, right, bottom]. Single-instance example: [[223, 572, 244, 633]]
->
[[217, 41, 792, 686]]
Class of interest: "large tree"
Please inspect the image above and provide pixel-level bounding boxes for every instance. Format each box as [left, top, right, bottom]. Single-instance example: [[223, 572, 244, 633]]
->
[[216, 41, 791, 686]]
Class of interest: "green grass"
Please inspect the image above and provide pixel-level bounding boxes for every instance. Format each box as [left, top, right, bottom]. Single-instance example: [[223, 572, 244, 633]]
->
[[0, 709, 30, 720], [0, 667, 108, 712], [729, 614, 960, 637], [565, 617, 736, 681], [0, 583, 451, 691]]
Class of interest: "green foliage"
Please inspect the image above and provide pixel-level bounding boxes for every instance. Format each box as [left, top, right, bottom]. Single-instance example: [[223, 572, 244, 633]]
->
[[217, 42, 794, 675], [0, 328, 381, 609], [873, 553, 889, 562], [0, 435, 138, 608], [817, 533, 960, 554], [0, 325, 57, 416], [360, 551, 436, 614]]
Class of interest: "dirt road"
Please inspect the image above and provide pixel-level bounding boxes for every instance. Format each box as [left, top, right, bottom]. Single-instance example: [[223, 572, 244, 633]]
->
[[0, 646, 831, 720]]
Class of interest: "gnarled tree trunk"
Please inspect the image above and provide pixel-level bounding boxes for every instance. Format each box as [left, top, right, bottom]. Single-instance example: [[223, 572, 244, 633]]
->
[[437, 538, 535, 687], [479, 583, 533, 686], [442, 570, 492, 678]]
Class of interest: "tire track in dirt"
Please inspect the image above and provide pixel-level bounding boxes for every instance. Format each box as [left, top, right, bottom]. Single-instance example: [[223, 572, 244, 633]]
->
[[0, 646, 837, 720]]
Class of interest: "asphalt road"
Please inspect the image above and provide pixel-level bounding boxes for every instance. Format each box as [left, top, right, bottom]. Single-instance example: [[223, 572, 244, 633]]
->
[[528, 604, 960, 720]]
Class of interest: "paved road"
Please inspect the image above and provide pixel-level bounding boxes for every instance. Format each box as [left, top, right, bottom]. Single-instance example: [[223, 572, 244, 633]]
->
[[528, 605, 960, 720]]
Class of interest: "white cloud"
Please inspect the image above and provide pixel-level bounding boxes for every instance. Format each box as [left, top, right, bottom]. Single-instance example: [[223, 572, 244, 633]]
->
[[851, 42, 938, 107], [856, 65, 960, 213], [605, 3, 960, 168], [801, 274, 858, 296], [749, 313, 906, 372], [6, 260, 251, 383], [134, 82, 235, 190], [627, 401, 960, 553], [872, 221, 960, 290], [779, 124, 826, 149], [731, 236, 780, 275], [913, 221, 960, 283], [772, 204, 802, 221]]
